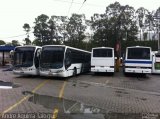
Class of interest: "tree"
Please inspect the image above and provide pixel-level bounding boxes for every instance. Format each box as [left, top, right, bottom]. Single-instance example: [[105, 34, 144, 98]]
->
[[144, 11, 155, 40], [32, 39, 42, 46], [136, 7, 149, 41], [48, 15, 68, 45], [0, 40, 6, 45], [51, 16, 68, 44], [91, 2, 138, 50], [24, 38, 31, 45], [33, 14, 50, 45], [154, 7, 160, 41], [23, 23, 31, 45], [66, 14, 87, 48], [11, 40, 20, 46], [143, 32, 148, 40], [48, 18, 56, 44]]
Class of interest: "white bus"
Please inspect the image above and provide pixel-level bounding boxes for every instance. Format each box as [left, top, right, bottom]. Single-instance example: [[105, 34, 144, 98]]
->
[[39, 45, 91, 77], [91, 47, 115, 74], [123, 46, 152, 75], [152, 51, 160, 74], [13, 46, 41, 75]]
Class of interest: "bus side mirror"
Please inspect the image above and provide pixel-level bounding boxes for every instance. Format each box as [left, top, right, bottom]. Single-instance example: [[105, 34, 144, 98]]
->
[[36, 50, 41, 58], [10, 50, 14, 57]]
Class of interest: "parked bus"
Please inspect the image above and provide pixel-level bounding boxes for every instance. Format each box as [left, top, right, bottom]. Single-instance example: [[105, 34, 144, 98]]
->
[[13, 46, 41, 75], [152, 51, 160, 74], [39, 45, 91, 77], [123, 46, 152, 75], [91, 47, 115, 74]]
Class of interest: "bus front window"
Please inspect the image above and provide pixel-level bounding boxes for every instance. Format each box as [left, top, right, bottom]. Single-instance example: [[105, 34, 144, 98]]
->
[[14, 47, 35, 67], [40, 47, 65, 69]]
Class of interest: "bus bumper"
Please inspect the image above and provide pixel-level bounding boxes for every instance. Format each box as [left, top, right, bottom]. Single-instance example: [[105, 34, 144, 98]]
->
[[91, 67, 114, 73], [13, 69, 38, 75], [40, 71, 67, 77], [125, 68, 151, 74]]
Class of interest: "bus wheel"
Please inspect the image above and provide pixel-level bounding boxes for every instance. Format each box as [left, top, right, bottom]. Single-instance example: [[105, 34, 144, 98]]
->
[[73, 68, 77, 76], [124, 72, 128, 76]]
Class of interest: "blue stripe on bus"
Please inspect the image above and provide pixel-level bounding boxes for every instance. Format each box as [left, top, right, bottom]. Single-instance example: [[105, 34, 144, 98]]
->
[[125, 60, 152, 64]]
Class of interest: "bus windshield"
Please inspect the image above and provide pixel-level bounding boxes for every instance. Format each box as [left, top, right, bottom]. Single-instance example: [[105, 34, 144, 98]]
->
[[14, 47, 35, 67], [93, 49, 112, 57], [127, 48, 150, 60], [40, 46, 65, 69]]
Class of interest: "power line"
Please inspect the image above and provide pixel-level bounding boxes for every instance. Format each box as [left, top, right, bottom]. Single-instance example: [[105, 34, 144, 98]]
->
[[78, 0, 87, 13], [0, 34, 26, 39], [67, 0, 74, 17], [0, 32, 33, 40], [52, 0, 105, 8]]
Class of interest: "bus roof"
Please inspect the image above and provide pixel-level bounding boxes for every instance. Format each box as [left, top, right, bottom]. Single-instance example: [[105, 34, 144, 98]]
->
[[92, 47, 114, 50], [14, 45, 41, 49], [126, 46, 151, 49], [42, 45, 91, 53]]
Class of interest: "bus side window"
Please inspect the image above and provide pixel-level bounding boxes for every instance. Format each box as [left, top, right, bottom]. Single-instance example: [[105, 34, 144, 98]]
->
[[65, 49, 71, 69]]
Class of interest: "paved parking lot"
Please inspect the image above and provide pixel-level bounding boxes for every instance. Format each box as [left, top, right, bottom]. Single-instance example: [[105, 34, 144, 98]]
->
[[0, 67, 160, 119]]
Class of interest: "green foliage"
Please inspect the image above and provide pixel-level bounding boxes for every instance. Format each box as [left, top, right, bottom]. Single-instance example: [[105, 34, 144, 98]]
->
[[23, 23, 31, 33], [136, 7, 149, 41], [33, 14, 50, 45], [32, 39, 42, 46], [0, 40, 6, 45], [143, 32, 148, 41], [33, 14, 68, 46], [91, 2, 138, 51], [11, 40, 20, 46], [23, 2, 160, 53], [12, 40, 20, 46], [23, 38, 31, 45], [66, 14, 87, 48], [23, 23, 31, 45]]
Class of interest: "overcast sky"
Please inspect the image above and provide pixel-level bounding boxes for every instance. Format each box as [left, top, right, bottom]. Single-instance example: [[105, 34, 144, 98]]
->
[[0, 0, 159, 43]]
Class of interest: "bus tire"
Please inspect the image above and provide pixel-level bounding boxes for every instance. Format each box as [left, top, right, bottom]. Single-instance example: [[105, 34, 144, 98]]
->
[[124, 72, 128, 76], [73, 68, 77, 76], [111, 72, 114, 76]]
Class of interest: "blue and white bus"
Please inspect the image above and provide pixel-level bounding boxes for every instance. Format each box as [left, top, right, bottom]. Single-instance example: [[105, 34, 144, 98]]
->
[[39, 45, 91, 77], [13, 46, 41, 75], [123, 46, 152, 75]]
